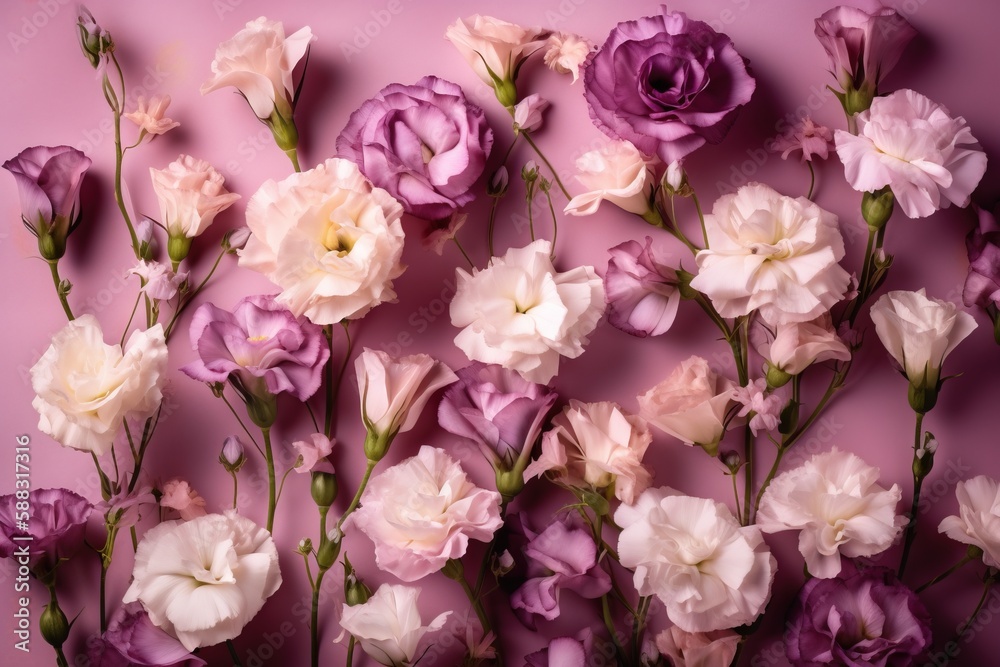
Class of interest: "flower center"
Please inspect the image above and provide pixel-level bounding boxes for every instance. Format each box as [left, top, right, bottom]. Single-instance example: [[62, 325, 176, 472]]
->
[[247, 335, 270, 343], [323, 221, 356, 256], [420, 142, 435, 164]]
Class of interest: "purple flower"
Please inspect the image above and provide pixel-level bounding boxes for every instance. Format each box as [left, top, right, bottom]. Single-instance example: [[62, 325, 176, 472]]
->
[[786, 563, 931, 667], [964, 204, 1000, 312], [510, 516, 611, 629], [87, 602, 205, 667], [3, 145, 92, 259], [336, 76, 493, 221], [181, 295, 330, 402], [438, 363, 557, 469], [0, 488, 92, 570], [815, 7, 916, 95], [605, 237, 681, 337], [583, 9, 755, 164], [525, 629, 596, 667]]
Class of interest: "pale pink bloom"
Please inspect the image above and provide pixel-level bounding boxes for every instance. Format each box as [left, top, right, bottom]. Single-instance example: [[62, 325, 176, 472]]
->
[[756, 448, 904, 578], [513, 94, 549, 132], [200, 17, 314, 120], [656, 627, 740, 667], [637, 356, 736, 455], [339, 584, 450, 667], [445, 15, 545, 86], [150, 155, 240, 239], [616, 487, 776, 632], [159, 479, 207, 521], [450, 240, 604, 383], [771, 117, 834, 163], [730, 380, 782, 436], [814, 6, 916, 92], [835, 89, 987, 219], [348, 446, 503, 581], [124, 95, 179, 138], [523, 400, 652, 504], [752, 314, 851, 376], [422, 212, 466, 255], [292, 433, 333, 473], [355, 349, 457, 438], [939, 475, 1000, 567], [129, 260, 186, 301], [564, 140, 656, 217], [691, 183, 850, 324], [544, 32, 592, 83]]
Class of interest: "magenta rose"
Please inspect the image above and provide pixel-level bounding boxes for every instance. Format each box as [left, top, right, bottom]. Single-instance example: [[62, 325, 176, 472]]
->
[[583, 9, 755, 164], [0, 488, 92, 570], [786, 563, 931, 666], [336, 76, 493, 221]]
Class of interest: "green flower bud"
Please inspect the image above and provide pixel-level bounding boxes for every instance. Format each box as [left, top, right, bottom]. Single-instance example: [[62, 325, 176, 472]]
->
[[246, 393, 278, 429], [310, 471, 338, 508], [167, 234, 192, 266], [363, 430, 394, 463], [267, 109, 300, 153], [494, 79, 518, 109], [907, 382, 938, 414], [765, 364, 792, 389], [316, 530, 342, 570], [40, 598, 69, 648], [343, 556, 371, 606], [296, 538, 313, 556], [862, 186, 895, 231]]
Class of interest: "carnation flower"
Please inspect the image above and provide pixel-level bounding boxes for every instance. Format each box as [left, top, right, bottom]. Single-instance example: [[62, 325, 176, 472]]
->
[[690, 183, 851, 324], [604, 237, 681, 337], [450, 239, 604, 383], [123, 511, 281, 651], [835, 89, 987, 219], [239, 158, 406, 325], [339, 584, 450, 667], [939, 475, 1000, 567], [616, 486, 776, 632], [751, 314, 851, 380], [159, 479, 207, 521]]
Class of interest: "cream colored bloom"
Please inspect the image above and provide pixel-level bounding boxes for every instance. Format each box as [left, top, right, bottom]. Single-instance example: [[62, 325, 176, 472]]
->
[[564, 140, 656, 217], [939, 475, 1000, 567], [150, 155, 240, 239], [445, 15, 545, 85], [543, 32, 592, 83], [339, 584, 450, 666]]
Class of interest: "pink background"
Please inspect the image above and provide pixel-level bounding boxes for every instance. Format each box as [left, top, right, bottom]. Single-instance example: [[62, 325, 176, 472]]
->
[[2, 0, 1000, 664]]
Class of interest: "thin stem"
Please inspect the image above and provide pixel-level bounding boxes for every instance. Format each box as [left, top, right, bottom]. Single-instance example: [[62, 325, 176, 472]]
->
[[109, 55, 140, 257], [220, 392, 263, 456], [304, 401, 320, 433], [664, 196, 700, 255], [487, 196, 501, 257], [230, 471, 239, 510], [452, 236, 475, 268], [742, 425, 754, 526], [48, 261, 74, 320], [600, 593, 628, 667], [346, 636, 356, 667], [846, 227, 877, 326], [525, 182, 536, 242], [164, 247, 228, 339], [447, 559, 498, 660], [916, 553, 975, 593], [337, 459, 378, 530], [898, 411, 926, 578], [753, 446, 787, 521], [286, 148, 301, 172], [310, 568, 327, 667], [262, 427, 277, 533], [325, 321, 352, 439], [780, 365, 849, 451], [691, 191, 709, 248], [226, 639, 244, 667], [275, 465, 295, 504], [807, 161, 816, 200], [631, 596, 651, 664], [953, 577, 995, 643], [544, 186, 559, 259], [521, 131, 570, 199], [120, 289, 142, 347], [730, 471, 742, 521]]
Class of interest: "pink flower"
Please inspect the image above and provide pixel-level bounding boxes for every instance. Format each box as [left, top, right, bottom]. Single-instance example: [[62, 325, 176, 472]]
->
[[124, 95, 180, 138], [835, 89, 987, 219], [771, 117, 834, 163], [564, 140, 656, 217], [751, 314, 851, 380], [731, 380, 782, 436], [543, 33, 592, 83], [604, 237, 681, 337], [422, 212, 466, 255], [129, 260, 186, 301], [513, 94, 549, 132], [964, 204, 1000, 312], [655, 627, 740, 667], [348, 446, 502, 581], [444, 15, 546, 88], [150, 155, 240, 241], [524, 400, 652, 504], [525, 630, 597, 667], [292, 433, 333, 474], [814, 6, 916, 94], [159, 479, 207, 521], [87, 602, 205, 667], [939, 475, 1000, 567], [637, 356, 736, 455], [339, 584, 450, 667]]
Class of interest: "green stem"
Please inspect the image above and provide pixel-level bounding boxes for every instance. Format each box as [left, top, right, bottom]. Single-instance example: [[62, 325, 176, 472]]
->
[[220, 391, 263, 456], [262, 427, 277, 533], [226, 639, 244, 666], [487, 196, 501, 257], [453, 236, 475, 268], [742, 424, 754, 526], [230, 471, 239, 509], [525, 181, 536, 242], [730, 470, 742, 522], [120, 289, 142, 347], [109, 55, 140, 257], [446, 559, 500, 662], [521, 131, 570, 199], [898, 411, 925, 578], [346, 636, 356, 667], [664, 196, 700, 254], [690, 190, 709, 249], [953, 577, 995, 643], [916, 553, 975, 593], [48, 261, 74, 320], [846, 227, 876, 326], [544, 186, 559, 259], [163, 247, 228, 340], [600, 593, 628, 667], [780, 364, 849, 452], [753, 445, 787, 521], [631, 596, 651, 664], [337, 459, 378, 530], [310, 568, 327, 667], [286, 148, 301, 172], [807, 161, 816, 200], [325, 321, 352, 439]]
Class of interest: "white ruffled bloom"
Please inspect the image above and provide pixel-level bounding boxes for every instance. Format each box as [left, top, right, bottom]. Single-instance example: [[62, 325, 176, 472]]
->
[[339, 584, 450, 667], [240, 158, 406, 325], [122, 511, 281, 651], [30, 316, 167, 456], [939, 475, 1000, 567], [450, 240, 604, 383], [543, 32, 592, 83], [756, 448, 904, 578], [616, 486, 775, 632], [690, 183, 851, 324], [564, 140, 656, 217]]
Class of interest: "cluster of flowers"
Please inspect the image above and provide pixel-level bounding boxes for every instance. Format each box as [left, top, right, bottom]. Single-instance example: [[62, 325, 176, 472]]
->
[[3, 4, 999, 667]]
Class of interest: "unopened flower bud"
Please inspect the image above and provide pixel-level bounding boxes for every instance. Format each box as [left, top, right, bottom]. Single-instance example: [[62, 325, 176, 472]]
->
[[316, 530, 342, 570], [296, 538, 313, 556], [310, 471, 338, 508], [720, 450, 741, 473], [521, 160, 539, 184], [224, 227, 252, 254], [136, 217, 156, 259], [862, 186, 895, 231], [40, 597, 69, 648], [765, 363, 792, 389], [662, 161, 692, 197], [77, 6, 113, 69], [913, 432, 937, 478], [492, 549, 515, 577], [220, 436, 247, 473], [343, 556, 371, 606]]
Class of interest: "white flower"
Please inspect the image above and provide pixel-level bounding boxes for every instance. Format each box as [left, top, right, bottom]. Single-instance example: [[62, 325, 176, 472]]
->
[[122, 511, 281, 651], [870, 289, 977, 391], [150, 155, 240, 240], [444, 15, 545, 86], [200, 16, 315, 120], [543, 32, 592, 83], [835, 89, 987, 219], [30, 316, 166, 456], [339, 584, 450, 667], [129, 260, 186, 301], [239, 158, 406, 325], [450, 240, 604, 383], [616, 487, 775, 632], [756, 448, 904, 578], [690, 183, 851, 324], [564, 140, 656, 217], [939, 475, 1000, 567]]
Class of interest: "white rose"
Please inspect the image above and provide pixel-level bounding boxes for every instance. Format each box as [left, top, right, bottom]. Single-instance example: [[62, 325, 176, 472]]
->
[[450, 239, 604, 383], [756, 448, 904, 578], [123, 511, 281, 651], [939, 475, 1000, 567], [564, 140, 656, 217], [150, 155, 240, 239], [339, 584, 450, 667], [690, 183, 851, 324], [30, 315, 167, 456], [239, 158, 406, 325], [616, 487, 775, 633]]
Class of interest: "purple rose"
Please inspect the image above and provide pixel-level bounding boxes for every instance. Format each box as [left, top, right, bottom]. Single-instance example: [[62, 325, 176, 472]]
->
[[964, 204, 1000, 312], [438, 363, 557, 470], [3, 145, 92, 259], [583, 9, 755, 164], [786, 563, 931, 667], [336, 76, 493, 221], [525, 630, 596, 667], [605, 237, 681, 337], [510, 515, 611, 629], [0, 488, 92, 570], [815, 7, 916, 95], [181, 295, 330, 402], [87, 602, 206, 667]]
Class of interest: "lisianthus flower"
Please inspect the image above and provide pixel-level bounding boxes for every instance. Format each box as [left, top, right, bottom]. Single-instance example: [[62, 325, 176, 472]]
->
[[339, 584, 450, 667], [939, 475, 1000, 567], [604, 236, 681, 337]]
